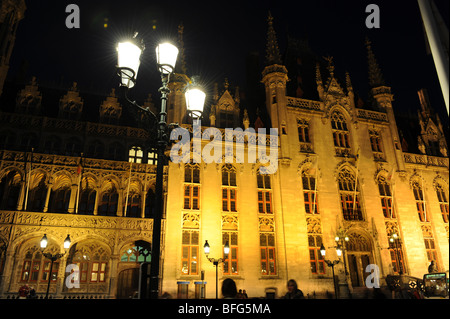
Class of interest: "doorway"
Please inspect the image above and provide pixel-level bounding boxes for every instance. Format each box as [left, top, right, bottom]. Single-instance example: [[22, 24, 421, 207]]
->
[[346, 233, 373, 288], [117, 268, 139, 299]]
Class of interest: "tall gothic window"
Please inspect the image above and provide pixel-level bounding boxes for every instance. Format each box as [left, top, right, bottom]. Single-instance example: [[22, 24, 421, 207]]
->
[[98, 182, 118, 216], [124, 191, 141, 218], [49, 186, 71, 213], [331, 111, 350, 155], [66, 244, 109, 285], [378, 176, 394, 218], [412, 181, 429, 222], [79, 176, 96, 215], [302, 170, 318, 214], [369, 130, 384, 161], [222, 164, 237, 212], [181, 230, 199, 275], [28, 173, 47, 212], [257, 171, 272, 214], [436, 184, 449, 223], [0, 170, 21, 210], [222, 232, 238, 275], [21, 247, 59, 283], [184, 164, 200, 210], [260, 232, 276, 276], [338, 168, 363, 221], [308, 234, 325, 274], [422, 226, 439, 272]]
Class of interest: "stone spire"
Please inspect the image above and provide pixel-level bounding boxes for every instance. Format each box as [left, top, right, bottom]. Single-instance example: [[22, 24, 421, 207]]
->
[[176, 23, 187, 75], [265, 11, 282, 66], [366, 37, 385, 88], [345, 71, 353, 93]]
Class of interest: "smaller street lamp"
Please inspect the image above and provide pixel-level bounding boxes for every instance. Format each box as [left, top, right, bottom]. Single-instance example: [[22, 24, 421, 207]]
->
[[40, 234, 71, 299], [320, 243, 341, 299], [185, 78, 206, 120], [203, 240, 229, 299]]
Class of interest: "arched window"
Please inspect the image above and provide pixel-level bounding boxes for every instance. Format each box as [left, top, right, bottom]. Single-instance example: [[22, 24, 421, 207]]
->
[[222, 164, 236, 212], [87, 140, 104, 159], [412, 181, 428, 222], [27, 173, 47, 212], [147, 149, 157, 165], [0, 170, 22, 210], [21, 245, 59, 284], [108, 142, 125, 161], [64, 137, 82, 157], [338, 168, 363, 221], [0, 131, 16, 150], [120, 243, 151, 263], [435, 184, 448, 223], [43, 136, 62, 155], [49, 186, 71, 213], [257, 170, 272, 214], [128, 146, 143, 163], [184, 164, 200, 210], [78, 176, 96, 215], [66, 243, 109, 285], [331, 111, 350, 156], [20, 133, 38, 152], [302, 167, 318, 214], [377, 175, 394, 218], [98, 182, 118, 216], [124, 191, 141, 218]]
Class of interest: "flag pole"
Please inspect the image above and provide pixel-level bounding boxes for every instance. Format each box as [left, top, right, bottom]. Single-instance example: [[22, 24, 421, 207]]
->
[[421, 172, 427, 222], [312, 159, 318, 214], [388, 169, 395, 219], [24, 148, 34, 211], [75, 153, 83, 214], [124, 161, 132, 217], [352, 148, 360, 219]]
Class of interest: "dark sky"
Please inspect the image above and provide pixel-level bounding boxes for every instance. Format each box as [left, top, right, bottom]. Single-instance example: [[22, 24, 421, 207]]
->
[[7, 0, 449, 127]]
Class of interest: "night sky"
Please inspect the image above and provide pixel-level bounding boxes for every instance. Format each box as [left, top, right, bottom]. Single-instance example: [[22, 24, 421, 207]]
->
[[6, 0, 450, 130]]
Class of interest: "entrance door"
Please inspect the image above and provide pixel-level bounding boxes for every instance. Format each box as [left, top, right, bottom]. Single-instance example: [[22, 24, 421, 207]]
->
[[346, 233, 374, 288], [361, 254, 371, 285], [117, 268, 139, 299], [348, 254, 360, 287]]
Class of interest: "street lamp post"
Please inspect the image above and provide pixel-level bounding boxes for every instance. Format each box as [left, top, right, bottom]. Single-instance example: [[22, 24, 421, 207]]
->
[[320, 243, 342, 299], [389, 233, 403, 275], [116, 33, 205, 299], [40, 234, 71, 299], [203, 240, 229, 299]]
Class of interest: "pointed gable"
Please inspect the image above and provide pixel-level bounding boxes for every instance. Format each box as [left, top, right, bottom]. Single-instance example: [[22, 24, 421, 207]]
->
[[58, 82, 83, 120], [16, 76, 42, 115]]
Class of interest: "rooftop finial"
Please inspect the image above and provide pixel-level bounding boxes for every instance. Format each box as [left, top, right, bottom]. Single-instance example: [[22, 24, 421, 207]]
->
[[265, 11, 282, 66], [176, 23, 187, 74], [365, 37, 385, 88], [323, 56, 334, 78]]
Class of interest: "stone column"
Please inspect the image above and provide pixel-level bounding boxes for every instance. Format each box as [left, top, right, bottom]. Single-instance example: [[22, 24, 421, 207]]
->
[[68, 184, 78, 213], [141, 190, 147, 218], [42, 183, 53, 213], [16, 181, 26, 210], [93, 187, 100, 215], [55, 254, 69, 297], [0, 249, 15, 296], [107, 254, 120, 299], [116, 190, 123, 217]]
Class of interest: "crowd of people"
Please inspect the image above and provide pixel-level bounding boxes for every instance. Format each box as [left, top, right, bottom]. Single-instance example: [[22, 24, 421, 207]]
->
[[221, 278, 305, 299]]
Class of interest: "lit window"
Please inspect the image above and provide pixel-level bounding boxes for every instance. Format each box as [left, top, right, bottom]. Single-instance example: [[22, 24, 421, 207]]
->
[[181, 231, 199, 275], [129, 146, 143, 163]]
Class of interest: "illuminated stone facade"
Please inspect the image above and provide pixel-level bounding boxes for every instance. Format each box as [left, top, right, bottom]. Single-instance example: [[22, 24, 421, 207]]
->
[[0, 8, 448, 299]]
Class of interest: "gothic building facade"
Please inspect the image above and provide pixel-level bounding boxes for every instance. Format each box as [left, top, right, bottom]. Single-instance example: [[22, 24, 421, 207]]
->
[[0, 4, 448, 299]]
